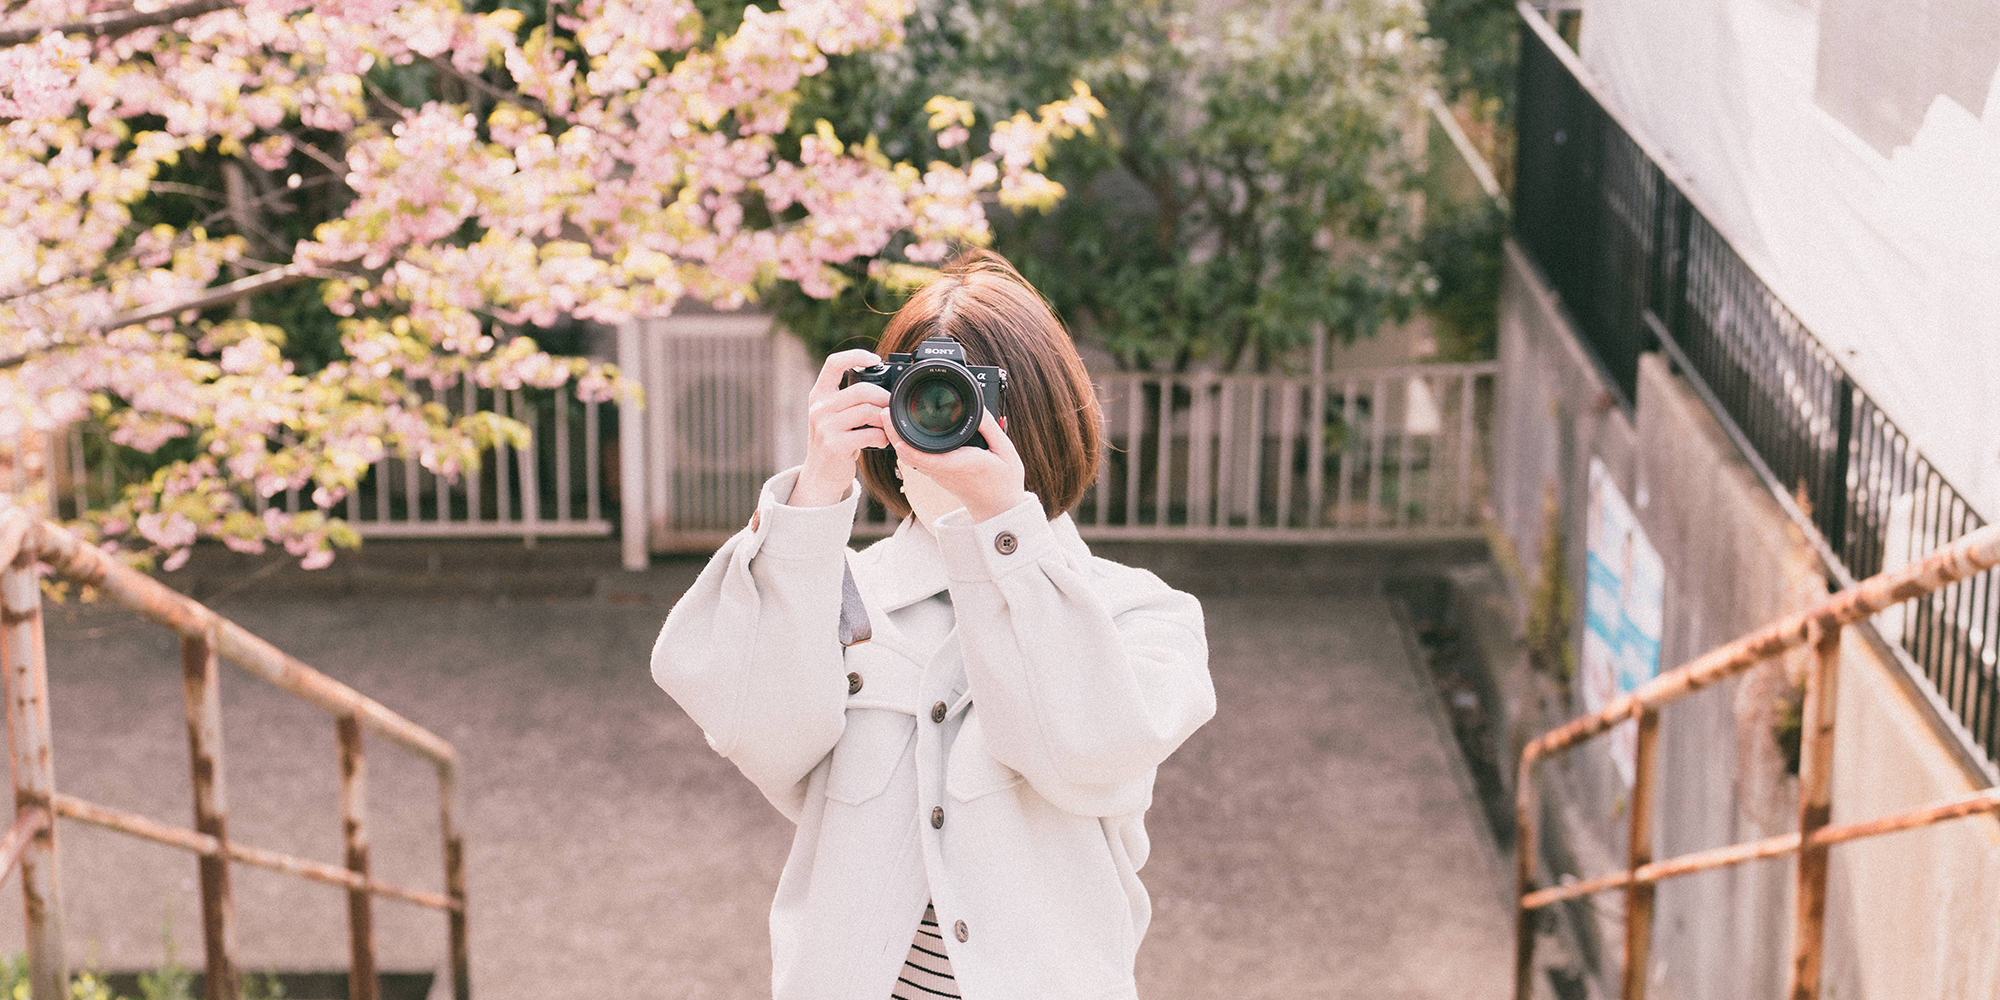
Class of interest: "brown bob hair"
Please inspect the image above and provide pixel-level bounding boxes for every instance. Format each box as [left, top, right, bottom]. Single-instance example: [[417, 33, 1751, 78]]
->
[[858, 249, 1101, 520]]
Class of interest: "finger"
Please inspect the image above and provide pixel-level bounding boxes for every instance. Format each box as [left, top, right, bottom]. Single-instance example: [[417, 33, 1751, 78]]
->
[[974, 406, 1021, 463], [823, 380, 891, 409], [819, 400, 886, 434], [885, 410, 1007, 475], [812, 348, 883, 398], [881, 414, 909, 455], [894, 428, 998, 481], [833, 425, 889, 454]]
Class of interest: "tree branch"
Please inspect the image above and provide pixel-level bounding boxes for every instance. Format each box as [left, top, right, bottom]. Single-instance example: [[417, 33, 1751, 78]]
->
[[422, 54, 555, 121], [93, 261, 322, 331], [0, 263, 328, 369], [0, 174, 334, 311], [0, 0, 239, 47]]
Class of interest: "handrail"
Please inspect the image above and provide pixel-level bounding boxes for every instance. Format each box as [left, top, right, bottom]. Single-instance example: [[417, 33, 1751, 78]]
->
[[1511, 522, 2000, 1000], [0, 508, 471, 1000]]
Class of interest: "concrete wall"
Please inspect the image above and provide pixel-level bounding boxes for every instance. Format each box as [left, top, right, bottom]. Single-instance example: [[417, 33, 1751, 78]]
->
[[1633, 346, 1826, 1000], [1491, 240, 2000, 1000], [1823, 630, 2000, 998]]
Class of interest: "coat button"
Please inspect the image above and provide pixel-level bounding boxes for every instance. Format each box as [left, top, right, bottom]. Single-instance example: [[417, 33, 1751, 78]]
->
[[847, 672, 863, 695], [994, 530, 1018, 555], [954, 919, 969, 942], [931, 806, 944, 829], [931, 701, 947, 723]]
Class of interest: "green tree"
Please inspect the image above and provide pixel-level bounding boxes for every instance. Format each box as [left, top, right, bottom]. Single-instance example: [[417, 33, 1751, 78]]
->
[[777, 0, 1444, 373]]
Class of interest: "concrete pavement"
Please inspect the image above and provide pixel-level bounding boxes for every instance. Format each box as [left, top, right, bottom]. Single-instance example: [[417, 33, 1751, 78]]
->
[[4, 545, 1512, 998]]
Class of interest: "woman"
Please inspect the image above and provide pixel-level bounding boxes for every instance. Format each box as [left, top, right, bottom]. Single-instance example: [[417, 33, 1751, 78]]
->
[[652, 250, 1215, 1000]]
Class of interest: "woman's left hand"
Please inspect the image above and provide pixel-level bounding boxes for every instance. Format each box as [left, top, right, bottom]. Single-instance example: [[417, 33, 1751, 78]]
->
[[887, 407, 1029, 523]]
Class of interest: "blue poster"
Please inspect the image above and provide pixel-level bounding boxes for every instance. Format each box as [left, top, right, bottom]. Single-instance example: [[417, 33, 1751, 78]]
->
[[1580, 459, 1665, 786]]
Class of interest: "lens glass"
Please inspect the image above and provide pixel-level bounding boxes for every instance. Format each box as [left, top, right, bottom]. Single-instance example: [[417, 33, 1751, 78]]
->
[[906, 377, 967, 436]]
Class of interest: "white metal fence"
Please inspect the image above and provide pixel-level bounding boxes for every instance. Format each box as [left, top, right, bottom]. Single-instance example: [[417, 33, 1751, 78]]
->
[[35, 383, 614, 543], [856, 363, 1501, 541], [337, 384, 614, 539], [27, 356, 1497, 558]]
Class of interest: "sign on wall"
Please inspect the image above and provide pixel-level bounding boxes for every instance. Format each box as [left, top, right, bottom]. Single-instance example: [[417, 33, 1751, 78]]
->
[[1580, 458, 1666, 786]]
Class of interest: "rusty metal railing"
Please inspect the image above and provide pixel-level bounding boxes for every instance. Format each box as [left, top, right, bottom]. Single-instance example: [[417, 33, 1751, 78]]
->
[[0, 508, 470, 1000], [1512, 521, 2000, 1000]]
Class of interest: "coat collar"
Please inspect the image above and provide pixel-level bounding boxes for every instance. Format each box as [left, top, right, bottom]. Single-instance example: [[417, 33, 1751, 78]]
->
[[853, 511, 1091, 614]]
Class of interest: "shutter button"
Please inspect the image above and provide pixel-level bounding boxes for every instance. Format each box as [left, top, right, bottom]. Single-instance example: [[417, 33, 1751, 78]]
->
[[994, 531, 1018, 555], [931, 806, 944, 829], [931, 701, 947, 723], [847, 672, 863, 695], [954, 919, 969, 942]]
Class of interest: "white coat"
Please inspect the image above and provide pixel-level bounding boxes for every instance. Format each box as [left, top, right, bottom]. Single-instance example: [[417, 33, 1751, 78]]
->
[[652, 467, 1215, 1000]]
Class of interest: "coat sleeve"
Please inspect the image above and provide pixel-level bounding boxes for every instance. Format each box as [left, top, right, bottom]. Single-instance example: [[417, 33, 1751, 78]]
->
[[934, 497, 1215, 817], [651, 467, 858, 821]]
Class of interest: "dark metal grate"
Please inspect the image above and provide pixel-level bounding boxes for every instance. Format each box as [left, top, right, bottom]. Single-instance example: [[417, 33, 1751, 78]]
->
[[1510, 9, 1999, 768]]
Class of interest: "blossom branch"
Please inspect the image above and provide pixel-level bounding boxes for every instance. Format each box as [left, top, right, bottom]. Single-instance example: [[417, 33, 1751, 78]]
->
[[93, 262, 325, 331], [421, 53, 555, 122], [0, 0, 239, 46]]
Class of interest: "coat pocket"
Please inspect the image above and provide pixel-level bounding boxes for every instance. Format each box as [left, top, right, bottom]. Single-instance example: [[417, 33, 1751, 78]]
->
[[826, 709, 915, 806], [946, 710, 1025, 802]]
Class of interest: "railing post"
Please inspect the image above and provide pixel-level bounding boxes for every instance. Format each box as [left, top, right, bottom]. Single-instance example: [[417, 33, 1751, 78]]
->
[[1823, 379, 1853, 560], [616, 322, 649, 570], [1, 525, 66, 998], [1623, 705, 1661, 1000], [513, 389, 540, 548], [2, 520, 67, 996], [338, 715, 380, 1000], [1512, 753, 1541, 1000], [1153, 378, 1173, 527], [1456, 372, 1477, 526], [182, 629, 240, 1000], [1789, 621, 1843, 1000], [1306, 376, 1327, 529], [438, 760, 471, 1000]]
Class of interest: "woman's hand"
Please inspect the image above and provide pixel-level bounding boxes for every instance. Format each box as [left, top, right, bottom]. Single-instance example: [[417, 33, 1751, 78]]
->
[[888, 407, 1029, 523], [790, 349, 891, 508]]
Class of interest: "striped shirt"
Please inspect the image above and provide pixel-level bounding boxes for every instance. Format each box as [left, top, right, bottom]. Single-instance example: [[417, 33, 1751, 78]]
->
[[890, 902, 959, 999]]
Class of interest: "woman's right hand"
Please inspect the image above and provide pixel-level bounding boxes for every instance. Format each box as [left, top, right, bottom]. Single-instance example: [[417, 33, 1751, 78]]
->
[[789, 349, 891, 508]]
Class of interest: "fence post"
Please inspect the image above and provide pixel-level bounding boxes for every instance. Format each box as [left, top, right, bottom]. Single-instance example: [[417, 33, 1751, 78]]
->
[[1789, 621, 1843, 999], [438, 760, 471, 1000], [1823, 378, 1853, 560], [513, 390, 540, 548], [616, 322, 649, 571], [182, 629, 240, 1000], [338, 715, 380, 1000], [1511, 753, 1541, 1000], [1, 523, 66, 998], [1124, 376, 1142, 529], [1623, 705, 1661, 1000]]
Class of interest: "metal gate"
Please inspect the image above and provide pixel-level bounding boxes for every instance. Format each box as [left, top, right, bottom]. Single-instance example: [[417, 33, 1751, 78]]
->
[[617, 313, 795, 560]]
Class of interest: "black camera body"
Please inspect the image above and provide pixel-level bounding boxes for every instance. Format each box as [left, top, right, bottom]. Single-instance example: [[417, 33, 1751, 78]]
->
[[849, 337, 1009, 453]]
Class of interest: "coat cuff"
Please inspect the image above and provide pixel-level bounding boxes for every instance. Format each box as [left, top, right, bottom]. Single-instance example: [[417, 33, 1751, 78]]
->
[[935, 494, 1052, 581], [748, 466, 859, 561]]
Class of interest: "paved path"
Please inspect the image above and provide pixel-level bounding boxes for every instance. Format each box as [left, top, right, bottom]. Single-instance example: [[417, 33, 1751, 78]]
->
[[8, 559, 1511, 998]]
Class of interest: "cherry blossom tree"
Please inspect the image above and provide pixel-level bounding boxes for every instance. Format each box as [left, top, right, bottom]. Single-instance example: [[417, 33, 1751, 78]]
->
[[0, 0, 1100, 569]]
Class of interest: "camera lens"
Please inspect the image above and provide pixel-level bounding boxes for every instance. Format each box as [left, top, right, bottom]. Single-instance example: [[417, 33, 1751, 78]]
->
[[890, 360, 982, 452], [906, 377, 966, 435]]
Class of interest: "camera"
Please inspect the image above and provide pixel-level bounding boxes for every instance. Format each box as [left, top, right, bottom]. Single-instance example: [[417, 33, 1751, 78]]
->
[[848, 337, 1009, 453]]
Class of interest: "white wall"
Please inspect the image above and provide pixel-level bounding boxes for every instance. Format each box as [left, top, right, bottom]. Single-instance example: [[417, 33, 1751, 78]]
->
[[1578, 0, 2000, 522]]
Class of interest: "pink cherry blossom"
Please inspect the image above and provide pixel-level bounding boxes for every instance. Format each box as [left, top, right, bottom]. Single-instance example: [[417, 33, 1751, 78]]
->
[[2, 0, 1100, 570]]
